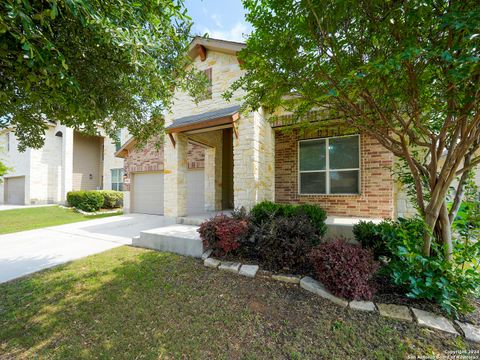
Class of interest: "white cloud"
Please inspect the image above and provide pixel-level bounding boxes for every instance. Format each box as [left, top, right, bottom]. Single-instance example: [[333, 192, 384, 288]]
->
[[210, 14, 222, 28], [200, 21, 250, 42]]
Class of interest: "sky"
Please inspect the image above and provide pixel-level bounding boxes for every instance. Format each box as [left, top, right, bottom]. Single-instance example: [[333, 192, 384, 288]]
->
[[184, 0, 252, 43]]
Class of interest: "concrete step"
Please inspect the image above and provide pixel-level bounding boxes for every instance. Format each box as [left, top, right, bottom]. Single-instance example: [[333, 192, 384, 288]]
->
[[134, 224, 203, 258], [176, 216, 207, 226]]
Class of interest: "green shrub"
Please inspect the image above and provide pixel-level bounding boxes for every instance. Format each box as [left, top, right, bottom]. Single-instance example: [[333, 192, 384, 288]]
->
[[353, 220, 394, 259], [66, 191, 85, 208], [97, 190, 123, 208], [250, 201, 286, 224], [67, 191, 104, 212], [381, 217, 480, 315], [250, 201, 327, 241], [294, 204, 327, 239]]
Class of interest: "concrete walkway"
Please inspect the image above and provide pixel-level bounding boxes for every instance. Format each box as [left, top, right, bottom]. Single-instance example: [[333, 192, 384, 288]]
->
[[0, 214, 173, 284]]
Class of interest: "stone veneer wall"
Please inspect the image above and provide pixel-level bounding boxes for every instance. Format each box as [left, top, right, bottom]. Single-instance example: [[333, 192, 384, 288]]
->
[[163, 49, 252, 216], [123, 141, 205, 192], [394, 182, 418, 218], [233, 109, 275, 209], [274, 125, 394, 219], [168, 51, 245, 119]]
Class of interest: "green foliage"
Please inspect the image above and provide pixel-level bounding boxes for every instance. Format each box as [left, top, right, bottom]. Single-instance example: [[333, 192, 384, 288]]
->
[[453, 171, 480, 246], [97, 190, 123, 209], [380, 218, 480, 315], [353, 220, 394, 259], [250, 201, 288, 224], [0, 159, 9, 183], [233, 0, 480, 255], [67, 191, 104, 212], [233, 0, 480, 137], [0, 0, 207, 150], [295, 204, 327, 238], [250, 201, 327, 240]]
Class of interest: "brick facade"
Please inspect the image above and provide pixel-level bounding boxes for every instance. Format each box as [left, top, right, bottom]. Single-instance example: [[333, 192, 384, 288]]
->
[[123, 141, 205, 191], [274, 125, 394, 218]]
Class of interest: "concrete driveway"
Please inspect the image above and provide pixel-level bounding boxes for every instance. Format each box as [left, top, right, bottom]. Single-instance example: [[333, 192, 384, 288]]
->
[[0, 214, 174, 284]]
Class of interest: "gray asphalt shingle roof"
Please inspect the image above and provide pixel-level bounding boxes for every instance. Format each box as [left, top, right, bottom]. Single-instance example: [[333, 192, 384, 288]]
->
[[166, 105, 240, 130]]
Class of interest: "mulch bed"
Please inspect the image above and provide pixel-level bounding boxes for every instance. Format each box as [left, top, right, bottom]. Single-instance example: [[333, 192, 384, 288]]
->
[[213, 251, 480, 326]]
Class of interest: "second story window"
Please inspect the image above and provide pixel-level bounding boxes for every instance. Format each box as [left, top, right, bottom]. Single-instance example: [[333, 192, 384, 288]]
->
[[203, 68, 212, 100]]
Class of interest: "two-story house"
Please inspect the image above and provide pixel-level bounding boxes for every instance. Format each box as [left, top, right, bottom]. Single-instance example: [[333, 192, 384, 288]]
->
[[116, 37, 399, 221], [0, 124, 128, 205]]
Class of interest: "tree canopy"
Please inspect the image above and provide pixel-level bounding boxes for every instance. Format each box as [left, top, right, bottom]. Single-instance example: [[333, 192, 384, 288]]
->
[[230, 0, 480, 258], [0, 0, 205, 150]]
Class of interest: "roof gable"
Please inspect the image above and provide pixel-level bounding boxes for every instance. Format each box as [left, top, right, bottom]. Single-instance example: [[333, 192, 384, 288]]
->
[[188, 37, 245, 61]]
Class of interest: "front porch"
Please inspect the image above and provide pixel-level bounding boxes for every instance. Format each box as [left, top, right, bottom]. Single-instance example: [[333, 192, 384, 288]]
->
[[163, 105, 275, 218]]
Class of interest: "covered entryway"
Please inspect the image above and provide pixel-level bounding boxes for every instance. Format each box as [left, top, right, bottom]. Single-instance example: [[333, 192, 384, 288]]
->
[[132, 172, 164, 215], [165, 105, 238, 216], [4, 176, 25, 205]]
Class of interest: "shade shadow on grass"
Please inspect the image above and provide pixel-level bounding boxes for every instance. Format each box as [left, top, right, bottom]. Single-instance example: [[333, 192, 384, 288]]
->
[[0, 247, 477, 359]]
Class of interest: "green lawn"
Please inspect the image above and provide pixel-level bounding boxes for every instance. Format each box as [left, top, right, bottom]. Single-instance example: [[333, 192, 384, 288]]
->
[[0, 247, 477, 359], [0, 206, 122, 235]]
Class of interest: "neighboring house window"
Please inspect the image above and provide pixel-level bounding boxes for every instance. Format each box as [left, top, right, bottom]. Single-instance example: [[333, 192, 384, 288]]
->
[[111, 168, 124, 191], [203, 68, 212, 100], [114, 130, 122, 151], [299, 135, 360, 195]]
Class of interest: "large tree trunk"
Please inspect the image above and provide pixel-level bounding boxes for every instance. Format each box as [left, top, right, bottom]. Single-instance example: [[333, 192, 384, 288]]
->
[[423, 211, 437, 257], [422, 196, 453, 259]]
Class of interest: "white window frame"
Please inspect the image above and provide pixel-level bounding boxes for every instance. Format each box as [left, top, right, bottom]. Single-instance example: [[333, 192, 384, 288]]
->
[[111, 168, 124, 191], [298, 134, 361, 195]]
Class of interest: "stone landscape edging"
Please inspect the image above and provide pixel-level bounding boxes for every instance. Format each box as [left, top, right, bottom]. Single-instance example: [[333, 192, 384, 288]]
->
[[202, 251, 480, 344]]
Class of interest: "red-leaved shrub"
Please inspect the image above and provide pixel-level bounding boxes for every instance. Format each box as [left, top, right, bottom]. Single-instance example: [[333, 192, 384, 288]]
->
[[309, 239, 380, 300], [198, 215, 250, 256]]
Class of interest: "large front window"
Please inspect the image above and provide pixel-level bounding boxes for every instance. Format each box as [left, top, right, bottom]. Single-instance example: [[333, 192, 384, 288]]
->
[[299, 135, 360, 195]]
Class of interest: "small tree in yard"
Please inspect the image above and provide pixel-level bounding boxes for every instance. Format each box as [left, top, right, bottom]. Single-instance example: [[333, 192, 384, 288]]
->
[[228, 0, 480, 261]]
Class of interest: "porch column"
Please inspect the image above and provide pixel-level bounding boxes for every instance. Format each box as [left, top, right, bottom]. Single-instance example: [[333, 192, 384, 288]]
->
[[204, 147, 216, 211], [233, 109, 275, 210], [61, 126, 73, 203], [164, 133, 188, 217]]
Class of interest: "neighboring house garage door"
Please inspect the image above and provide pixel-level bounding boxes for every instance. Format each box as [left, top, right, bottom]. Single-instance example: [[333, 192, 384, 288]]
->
[[187, 169, 205, 215], [132, 172, 164, 215], [5, 177, 25, 205]]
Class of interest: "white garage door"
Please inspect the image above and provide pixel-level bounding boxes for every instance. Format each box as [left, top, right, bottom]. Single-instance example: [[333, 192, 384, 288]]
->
[[132, 172, 164, 215], [187, 169, 205, 215], [5, 177, 25, 205]]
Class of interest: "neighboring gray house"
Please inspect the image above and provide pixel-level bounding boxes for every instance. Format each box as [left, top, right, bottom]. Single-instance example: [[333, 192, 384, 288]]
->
[[0, 123, 128, 205]]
